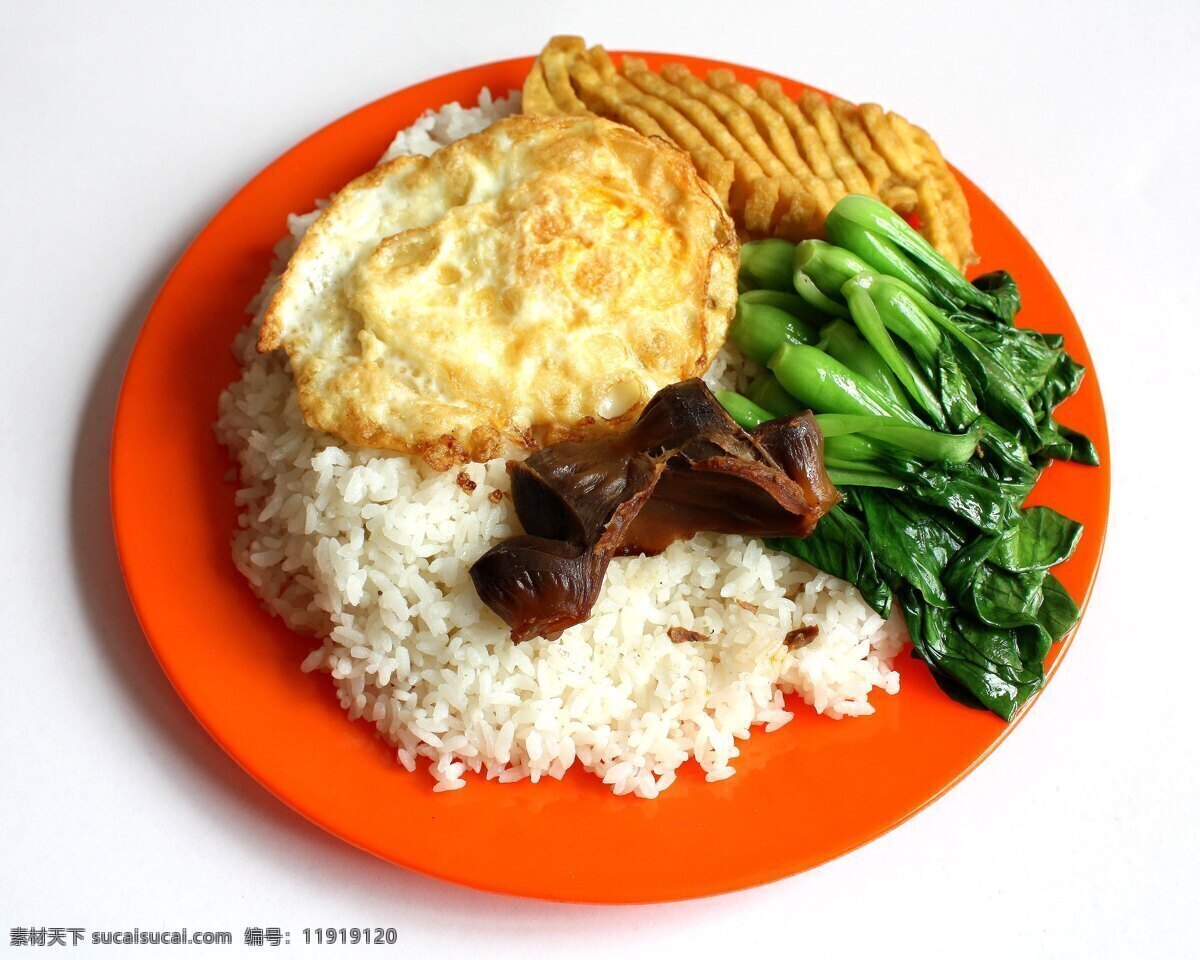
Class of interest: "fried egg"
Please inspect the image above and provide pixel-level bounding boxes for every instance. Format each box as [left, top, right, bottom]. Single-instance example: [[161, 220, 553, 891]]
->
[[258, 113, 738, 469]]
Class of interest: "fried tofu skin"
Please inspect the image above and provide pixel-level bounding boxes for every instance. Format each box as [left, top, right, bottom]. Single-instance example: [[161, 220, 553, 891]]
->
[[523, 36, 976, 271]]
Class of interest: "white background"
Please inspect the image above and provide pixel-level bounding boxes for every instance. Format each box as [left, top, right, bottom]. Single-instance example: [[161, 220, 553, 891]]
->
[[2, 1, 1198, 957]]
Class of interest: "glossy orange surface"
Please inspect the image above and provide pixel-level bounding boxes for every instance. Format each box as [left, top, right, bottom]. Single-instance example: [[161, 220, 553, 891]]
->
[[111, 55, 1110, 903]]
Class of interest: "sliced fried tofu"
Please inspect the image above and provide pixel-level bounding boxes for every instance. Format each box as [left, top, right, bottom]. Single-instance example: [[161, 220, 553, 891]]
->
[[522, 36, 977, 269]]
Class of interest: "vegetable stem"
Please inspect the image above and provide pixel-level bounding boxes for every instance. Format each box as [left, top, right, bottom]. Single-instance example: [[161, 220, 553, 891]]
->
[[769, 343, 925, 425], [791, 240, 867, 316], [817, 319, 912, 413], [739, 288, 826, 325], [746, 373, 804, 416], [825, 467, 905, 489], [825, 194, 1007, 318], [843, 274, 947, 428], [815, 414, 980, 464], [739, 239, 797, 291], [715, 390, 776, 430], [731, 299, 817, 365]]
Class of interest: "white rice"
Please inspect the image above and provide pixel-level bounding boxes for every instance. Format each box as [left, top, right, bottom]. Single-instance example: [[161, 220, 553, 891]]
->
[[215, 90, 905, 799]]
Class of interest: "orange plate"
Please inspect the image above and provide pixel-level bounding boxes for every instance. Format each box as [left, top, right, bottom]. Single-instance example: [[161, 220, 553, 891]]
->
[[111, 55, 1110, 903]]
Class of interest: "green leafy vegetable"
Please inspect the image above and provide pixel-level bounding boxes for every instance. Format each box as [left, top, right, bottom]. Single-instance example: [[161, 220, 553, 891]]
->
[[939, 316, 1043, 442], [769, 506, 892, 617], [976, 416, 1037, 483], [732, 195, 1098, 719], [992, 506, 1083, 572], [900, 590, 1046, 721], [858, 490, 961, 607], [935, 339, 981, 430], [1036, 573, 1082, 642], [1038, 419, 1101, 467], [901, 463, 1024, 535], [943, 536, 1047, 628], [971, 271, 1022, 324]]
